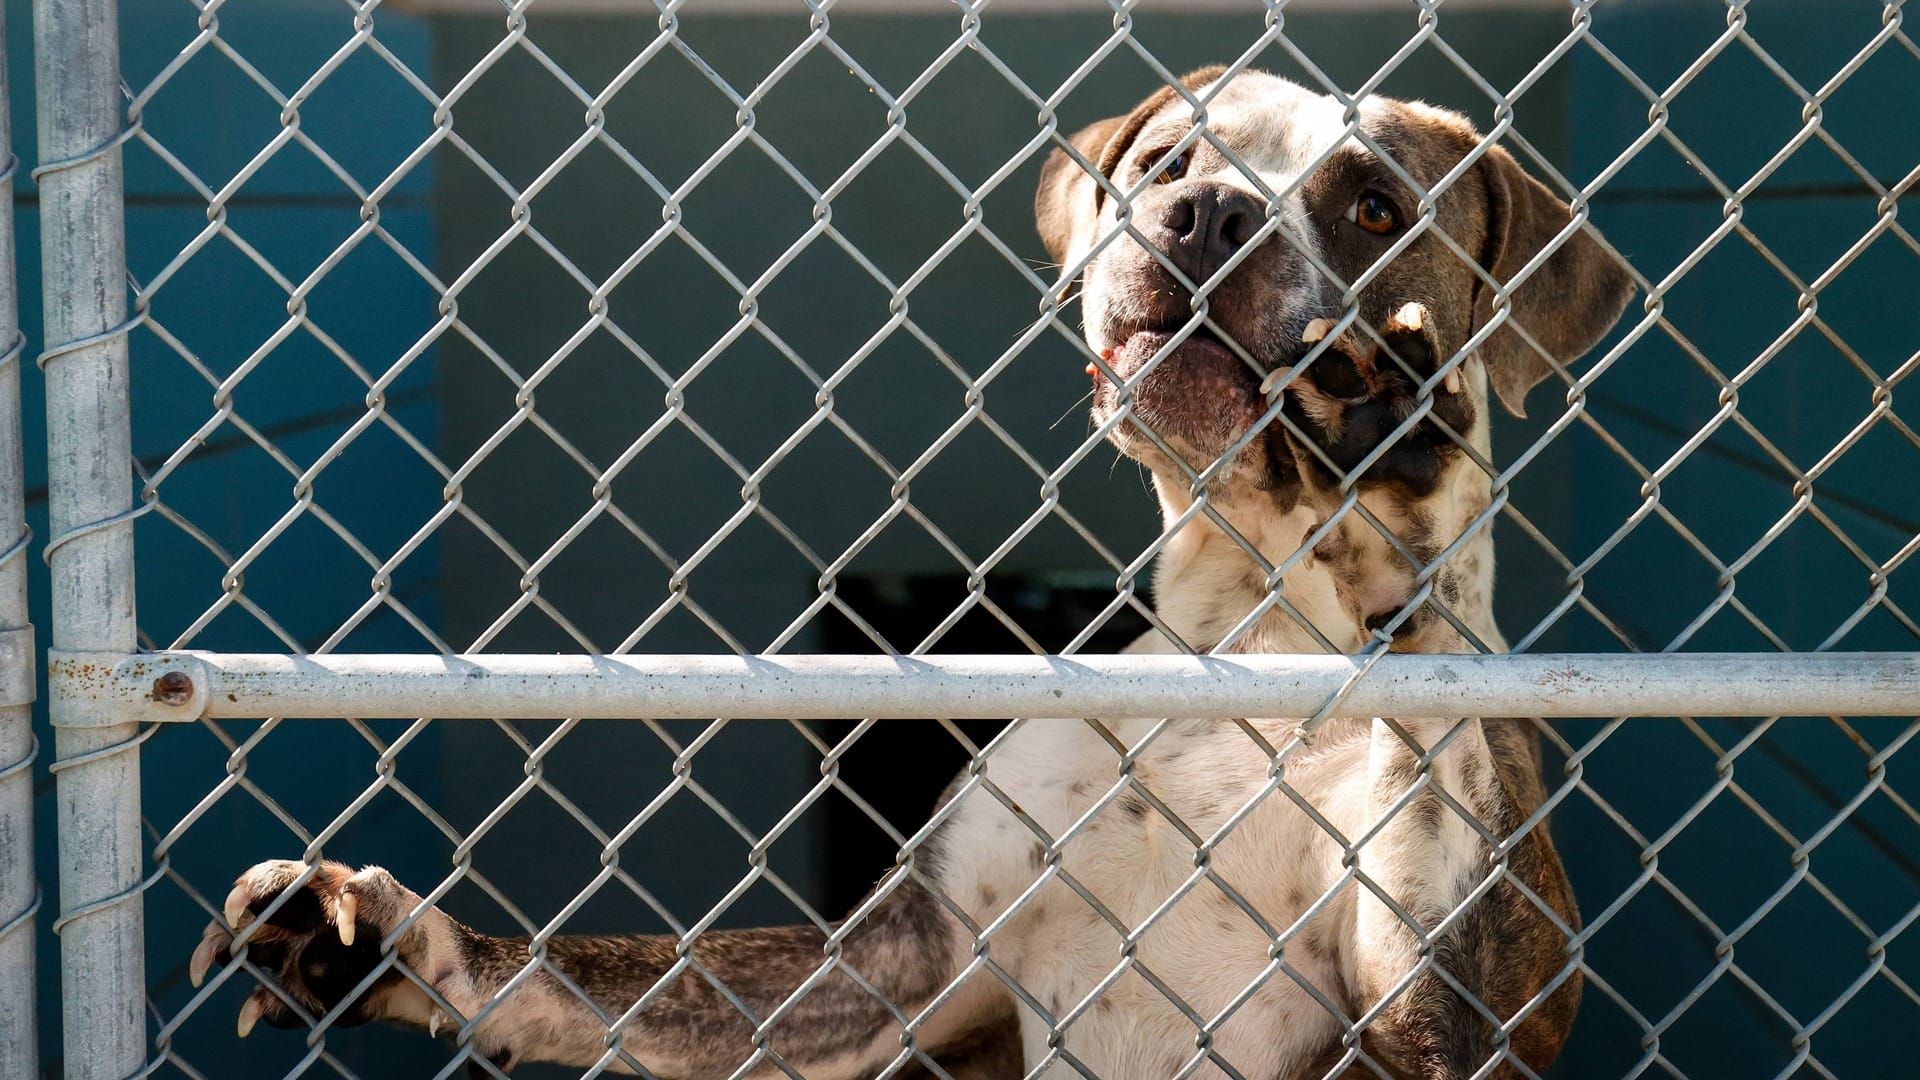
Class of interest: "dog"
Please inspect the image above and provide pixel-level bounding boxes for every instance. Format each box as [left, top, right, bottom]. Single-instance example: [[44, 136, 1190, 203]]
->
[[189, 68, 1633, 1079]]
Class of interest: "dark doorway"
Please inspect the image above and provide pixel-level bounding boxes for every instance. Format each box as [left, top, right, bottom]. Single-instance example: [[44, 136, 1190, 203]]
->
[[811, 574, 1153, 916]]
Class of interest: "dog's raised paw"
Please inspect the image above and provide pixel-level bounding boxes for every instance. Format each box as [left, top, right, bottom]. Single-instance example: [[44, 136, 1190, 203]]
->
[[190, 859, 422, 1034]]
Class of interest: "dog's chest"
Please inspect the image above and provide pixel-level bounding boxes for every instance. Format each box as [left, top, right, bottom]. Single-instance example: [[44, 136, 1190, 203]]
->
[[936, 719, 1373, 1076]]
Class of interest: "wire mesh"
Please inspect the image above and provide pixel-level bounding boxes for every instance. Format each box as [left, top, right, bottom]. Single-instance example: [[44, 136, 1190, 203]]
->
[[26, 0, 1920, 1078]]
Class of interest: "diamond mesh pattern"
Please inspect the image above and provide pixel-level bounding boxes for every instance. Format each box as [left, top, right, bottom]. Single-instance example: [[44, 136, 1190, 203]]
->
[[49, 1, 1920, 1078]]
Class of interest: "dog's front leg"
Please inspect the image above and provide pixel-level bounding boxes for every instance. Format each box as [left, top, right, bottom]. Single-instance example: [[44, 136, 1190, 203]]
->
[[190, 859, 988, 1077], [1349, 716, 1581, 1078]]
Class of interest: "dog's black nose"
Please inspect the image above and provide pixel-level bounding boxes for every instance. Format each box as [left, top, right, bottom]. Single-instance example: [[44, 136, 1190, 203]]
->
[[1156, 182, 1266, 286]]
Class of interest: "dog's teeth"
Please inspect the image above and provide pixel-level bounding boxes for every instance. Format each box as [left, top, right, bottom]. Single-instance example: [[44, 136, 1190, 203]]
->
[[336, 891, 359, 947], [1302, 318, 1335, 344], [223, 885, 254, 931], [1391, 302, 1426, 332], [189, 935, 221, 988], [237, 995, 265, 1039], [1259, 366, 1295, 396]]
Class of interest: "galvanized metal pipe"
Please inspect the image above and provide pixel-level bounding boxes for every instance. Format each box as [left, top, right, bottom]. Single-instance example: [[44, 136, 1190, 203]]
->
[[35, 0, 144, 1076], [77, 651, 1920, 722], [0, 6, 38, 1075]]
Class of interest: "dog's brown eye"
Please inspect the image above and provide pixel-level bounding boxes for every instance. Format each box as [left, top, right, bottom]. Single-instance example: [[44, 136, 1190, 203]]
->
[[1155, 151, 1190, 184], [1349, 192, 1398, 234]]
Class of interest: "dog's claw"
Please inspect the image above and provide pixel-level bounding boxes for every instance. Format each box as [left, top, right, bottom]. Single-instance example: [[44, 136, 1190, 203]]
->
[[1443, 366, 1464, 394], [223, 884, 254, 931], [1302, 317, 1336, 344], [189, 934, 220, 988], [237, 994, 265, 1039], [1259, 365, 1296, 397], [336, 890, 358, 947], [1388, 301, 1427, 333]]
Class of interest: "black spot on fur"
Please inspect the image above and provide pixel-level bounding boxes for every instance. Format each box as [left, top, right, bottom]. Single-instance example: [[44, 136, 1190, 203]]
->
[[1410, 794, 1447, 835], [1402, 507, 1438, 563]]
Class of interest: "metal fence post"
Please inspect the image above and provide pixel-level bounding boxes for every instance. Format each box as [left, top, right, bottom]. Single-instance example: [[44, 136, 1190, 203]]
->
[[35, 0, 144, 1076], [0, 1, 39, 1074]]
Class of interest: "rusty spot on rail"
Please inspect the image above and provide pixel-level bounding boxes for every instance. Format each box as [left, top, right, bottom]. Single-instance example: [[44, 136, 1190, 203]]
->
[[151, 670, 194, 706]]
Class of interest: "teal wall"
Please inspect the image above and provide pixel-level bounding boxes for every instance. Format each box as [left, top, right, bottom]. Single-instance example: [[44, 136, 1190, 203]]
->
[[1537, 5, 1920, 1076], [6, 1, 1915, 1077]]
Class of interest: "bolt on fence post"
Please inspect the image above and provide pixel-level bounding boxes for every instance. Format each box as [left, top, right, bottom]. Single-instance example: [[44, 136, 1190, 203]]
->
[[34, 0, 144, 1076], [0, 2, 39, 1075]]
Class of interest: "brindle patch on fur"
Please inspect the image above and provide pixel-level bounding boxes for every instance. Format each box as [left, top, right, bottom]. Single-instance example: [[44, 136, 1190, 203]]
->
[[1400, 506, 1439, 566], [456, 873, 962, 1074]]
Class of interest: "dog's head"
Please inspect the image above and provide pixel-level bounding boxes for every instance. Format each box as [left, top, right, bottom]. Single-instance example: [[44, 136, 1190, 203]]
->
[[1037, 68, 1634, 503]]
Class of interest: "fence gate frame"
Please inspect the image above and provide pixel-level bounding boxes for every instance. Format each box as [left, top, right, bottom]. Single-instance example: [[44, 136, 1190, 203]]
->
[[20, 0, 1920, 1076], [37, 0, 145, 1076]]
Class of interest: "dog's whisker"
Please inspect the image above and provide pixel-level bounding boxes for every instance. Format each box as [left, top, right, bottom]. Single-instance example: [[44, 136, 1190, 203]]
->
[[1051, 388, 1097, 430], [1016, 290, 1083, 343]]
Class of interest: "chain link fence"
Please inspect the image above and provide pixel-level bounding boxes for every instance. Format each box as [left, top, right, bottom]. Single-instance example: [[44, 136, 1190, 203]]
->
[[12, 0, 1920, 1077]]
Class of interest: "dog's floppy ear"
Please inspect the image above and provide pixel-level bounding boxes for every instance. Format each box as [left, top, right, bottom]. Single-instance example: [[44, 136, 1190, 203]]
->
[[1035, 67, 1227, 272], [1035, 113, 1132, 269], [1472, 143, 1635, 417]]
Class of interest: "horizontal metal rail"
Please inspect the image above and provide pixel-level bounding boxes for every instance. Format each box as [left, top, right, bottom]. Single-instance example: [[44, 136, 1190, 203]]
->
[[48, 650, 1920, 723]]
